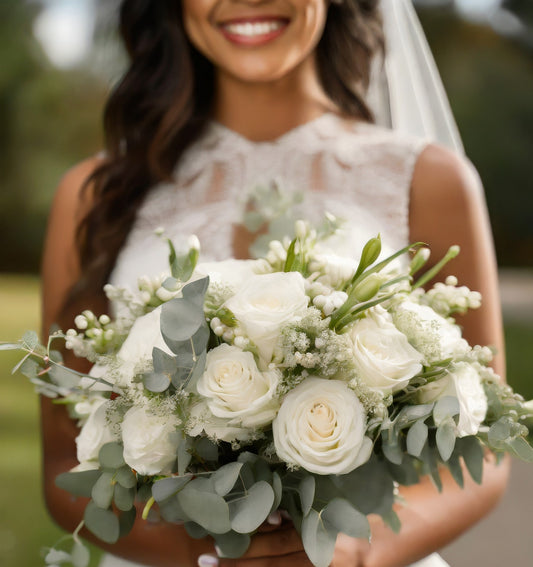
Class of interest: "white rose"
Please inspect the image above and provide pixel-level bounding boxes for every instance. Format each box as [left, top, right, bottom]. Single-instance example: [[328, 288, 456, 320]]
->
[[195, 259, 261, 291], [115, 306, 171, 387], [347, 308, 423, 394], [121, 405, 181, 475], [418, 362, 488, 437], [273, 377, 372, 475], [75, 398, 120, 469], [393, 300, 470, 362], [197, 344, 280, 429], [187, 400, 255, 443], [309, 253, 357, 289], [224, 272, 309, 363]]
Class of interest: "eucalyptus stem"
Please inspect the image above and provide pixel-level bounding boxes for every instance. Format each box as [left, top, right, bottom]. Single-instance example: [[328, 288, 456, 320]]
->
[[142, 496, 156, 520]]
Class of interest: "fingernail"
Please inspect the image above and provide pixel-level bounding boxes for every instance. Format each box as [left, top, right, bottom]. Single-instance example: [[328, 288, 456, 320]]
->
[[280, 509, 291, 520], [198, 554, 219, 567], [267, 510, 282, 525]]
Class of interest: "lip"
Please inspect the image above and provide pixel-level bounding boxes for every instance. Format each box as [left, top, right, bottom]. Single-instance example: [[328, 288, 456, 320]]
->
[[217, 16, 290, 47]]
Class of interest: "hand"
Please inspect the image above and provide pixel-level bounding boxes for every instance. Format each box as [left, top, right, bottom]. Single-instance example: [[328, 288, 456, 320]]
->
[[197, 513, 370, 567]]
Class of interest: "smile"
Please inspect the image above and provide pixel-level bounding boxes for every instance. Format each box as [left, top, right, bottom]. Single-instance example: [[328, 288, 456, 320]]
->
[[218, 18, 289, 46]]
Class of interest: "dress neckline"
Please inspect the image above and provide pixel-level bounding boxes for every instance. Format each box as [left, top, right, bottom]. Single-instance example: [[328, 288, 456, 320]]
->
[[209, 112, 349, 147]]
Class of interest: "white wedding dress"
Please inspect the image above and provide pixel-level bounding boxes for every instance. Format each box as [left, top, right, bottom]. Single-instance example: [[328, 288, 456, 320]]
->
[[101, 112, 449, 567]]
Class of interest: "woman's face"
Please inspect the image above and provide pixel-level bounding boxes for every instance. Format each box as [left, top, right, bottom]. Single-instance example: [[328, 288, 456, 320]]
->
[[182, 0, 328, 83]]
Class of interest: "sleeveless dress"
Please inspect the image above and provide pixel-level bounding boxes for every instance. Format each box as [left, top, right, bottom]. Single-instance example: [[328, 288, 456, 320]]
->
[[102, 112, 450, 567]]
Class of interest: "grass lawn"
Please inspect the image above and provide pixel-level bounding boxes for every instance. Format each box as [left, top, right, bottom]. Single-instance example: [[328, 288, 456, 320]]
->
[[1, 274, 532, 567]]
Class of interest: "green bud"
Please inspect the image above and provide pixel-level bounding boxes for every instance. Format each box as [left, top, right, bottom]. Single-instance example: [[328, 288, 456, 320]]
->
[[352, 235, 382, 284], [216, 308, 237, 327], [409, 247, 431, 275], [352, 273, 382, 302]]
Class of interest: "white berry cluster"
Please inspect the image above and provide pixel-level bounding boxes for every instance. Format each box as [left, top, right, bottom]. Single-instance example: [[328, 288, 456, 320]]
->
[[420, 276, 482, 317], [65, 311, 118, 360]]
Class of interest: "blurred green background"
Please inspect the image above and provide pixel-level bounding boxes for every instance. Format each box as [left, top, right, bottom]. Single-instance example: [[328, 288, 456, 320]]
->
[[0, 1, 532, 566]]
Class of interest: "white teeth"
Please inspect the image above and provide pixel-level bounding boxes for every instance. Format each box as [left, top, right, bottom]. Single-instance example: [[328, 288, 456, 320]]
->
[[223, 21, 284, 38]]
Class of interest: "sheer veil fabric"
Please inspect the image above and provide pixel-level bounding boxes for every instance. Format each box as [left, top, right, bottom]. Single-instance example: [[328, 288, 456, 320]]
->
[[369, 0, 464, 154], [97, 1, 460, 566]]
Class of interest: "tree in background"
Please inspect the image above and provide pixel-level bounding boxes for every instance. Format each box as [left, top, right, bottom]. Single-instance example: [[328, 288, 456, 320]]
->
[[0, 0, 106, 273]]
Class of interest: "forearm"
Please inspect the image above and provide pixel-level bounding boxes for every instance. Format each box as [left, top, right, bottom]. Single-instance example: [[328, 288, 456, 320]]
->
[[363, 455, 510, 567]]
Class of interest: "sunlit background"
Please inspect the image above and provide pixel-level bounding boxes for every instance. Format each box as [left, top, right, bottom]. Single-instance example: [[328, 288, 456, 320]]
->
[[0, 1, 532, 567]]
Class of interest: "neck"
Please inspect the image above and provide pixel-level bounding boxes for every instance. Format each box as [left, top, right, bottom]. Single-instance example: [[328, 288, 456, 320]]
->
[[212, 59, 336, 142]]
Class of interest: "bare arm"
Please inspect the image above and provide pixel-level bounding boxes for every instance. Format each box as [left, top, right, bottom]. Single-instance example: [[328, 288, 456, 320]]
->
[[357, 144, 509, 567], [40, 160, 221, 567]]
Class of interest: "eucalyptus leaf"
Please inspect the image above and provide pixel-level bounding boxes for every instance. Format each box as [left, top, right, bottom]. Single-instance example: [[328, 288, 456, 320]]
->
[[116, 466, 137, 489], [177, 487, 231, 534], [114, 484, 135, 511], [433, 396, 460, 426], [508, 437, 533, 462], [194, 437, 219, 462], [48, 364, 80, 389], [119, 507, 137, 538], [161, 298, 204, 345], [84, 501, 120, 544], [386, 456, 420, 486], [457, 437, 484, 484], [395, 404, 434, 429], [229, 481, 275, 534], [0, 342, 22, 350], [182, 277, 210, 307], [183, 349, 208, 392], [184, 522, 208, 539], [44, 549, 71, 564], [159, 495, 188, 523], [213, 462, 243, 496], [55, 470, 102, 498], [272, 472, 283, 511], [143, 372, 171, 393], [446, 452, 464, 488], [406, 420, 428, 457], [71, 541, 90, 567], [18, 357, 40, 379], [214, 531, 252, 559], [153, 347, 179, 375], [436, 422, 456, 462], [381, 429, 403, 465], [99, 442, 125, 470], [332, 455, 394, 516], [178, 436, 193, 476], [92, 471, 115, 509], [152, 476, 191, 502], [252, 458, 272, 484], [322, 498, 370, 539], [382, 509, 401, 533], [298, 476, 315, 516], [488, 418, 512, 444], [22, 330, 39, 349], [301, 508, 337, 567]]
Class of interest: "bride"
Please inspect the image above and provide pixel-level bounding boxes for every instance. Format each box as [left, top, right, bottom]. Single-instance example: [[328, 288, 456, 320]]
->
[[40, 1, 509, 566]]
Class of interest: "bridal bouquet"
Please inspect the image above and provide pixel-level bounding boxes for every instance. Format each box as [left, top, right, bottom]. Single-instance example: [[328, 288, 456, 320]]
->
[[5, 219, 533, 567]]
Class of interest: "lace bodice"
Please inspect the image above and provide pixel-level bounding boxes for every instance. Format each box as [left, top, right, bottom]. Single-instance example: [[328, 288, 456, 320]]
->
[[110, 113, 428, 289]]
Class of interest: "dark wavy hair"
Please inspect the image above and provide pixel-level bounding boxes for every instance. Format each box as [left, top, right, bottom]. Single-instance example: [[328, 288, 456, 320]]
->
[[61, 0, 384, 325]]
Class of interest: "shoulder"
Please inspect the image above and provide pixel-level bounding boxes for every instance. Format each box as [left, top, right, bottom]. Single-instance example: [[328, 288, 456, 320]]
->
[[411, 143, 485, 212], [51, 155, 104, 221]]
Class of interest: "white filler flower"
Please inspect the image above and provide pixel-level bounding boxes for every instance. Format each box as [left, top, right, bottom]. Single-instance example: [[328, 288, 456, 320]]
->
[[273, 377, 372, 475], [197, 344, 280, 429], [418, 362, 488, 437], [347, 308, 423, 394], [224, 272, 309, 364], [122, 405, 181, 475]]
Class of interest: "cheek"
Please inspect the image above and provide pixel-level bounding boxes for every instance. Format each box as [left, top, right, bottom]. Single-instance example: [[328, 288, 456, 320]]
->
[[181, 0, 215, 52]]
